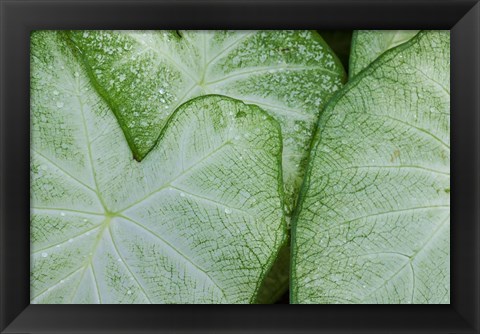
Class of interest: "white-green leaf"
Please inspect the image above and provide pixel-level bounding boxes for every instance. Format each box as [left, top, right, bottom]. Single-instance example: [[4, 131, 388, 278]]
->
[[349, 30, 419, 78], [31, 31, 287, 304], [292, 31, 450, 304], [66, 30, 345, 211]]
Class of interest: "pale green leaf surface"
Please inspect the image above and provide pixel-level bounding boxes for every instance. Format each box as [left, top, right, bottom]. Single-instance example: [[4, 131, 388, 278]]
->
[[349, 30, 420, 78], [66, 30, 345, 212], [292, 31, 450, 304], [31, 31, 286, 304]]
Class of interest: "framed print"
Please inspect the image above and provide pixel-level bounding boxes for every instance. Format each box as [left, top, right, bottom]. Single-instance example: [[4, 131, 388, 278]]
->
[[1, 0, 479, 333]]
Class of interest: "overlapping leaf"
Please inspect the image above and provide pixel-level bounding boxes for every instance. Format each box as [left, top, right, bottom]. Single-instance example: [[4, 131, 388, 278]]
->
[[349, 30, 419, 78], [292, 31, 450, 304], [31, 31, 287, 304], [66, 30, 345, 211]]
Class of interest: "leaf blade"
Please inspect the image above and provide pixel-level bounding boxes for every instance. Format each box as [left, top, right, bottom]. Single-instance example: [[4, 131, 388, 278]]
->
[[31, 31, 287, 304], [349, 30, 420, 78], [292, 31, 450, 304]]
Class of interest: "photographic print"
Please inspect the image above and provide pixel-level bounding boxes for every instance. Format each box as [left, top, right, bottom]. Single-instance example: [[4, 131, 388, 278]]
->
[[30, 30, 450, 304]]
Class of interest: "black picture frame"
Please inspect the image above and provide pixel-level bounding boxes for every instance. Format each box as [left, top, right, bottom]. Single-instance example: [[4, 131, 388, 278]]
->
[[1, 0, 479, 333]]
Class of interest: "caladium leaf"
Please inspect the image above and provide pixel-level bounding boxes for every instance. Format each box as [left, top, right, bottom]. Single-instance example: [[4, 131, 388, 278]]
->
[[66, 30, 345, 211], [292, 31, 450, 304], [31, 31, 287, 304], [349, 30, 419, 78]]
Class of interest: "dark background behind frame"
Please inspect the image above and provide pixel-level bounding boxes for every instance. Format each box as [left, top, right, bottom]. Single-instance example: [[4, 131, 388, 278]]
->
[[0, 0, 479, 333]]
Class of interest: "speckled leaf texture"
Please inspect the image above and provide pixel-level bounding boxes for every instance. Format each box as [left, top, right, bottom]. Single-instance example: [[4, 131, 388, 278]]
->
[[66, 30, 345, 212], [349, 30, 419, 78], [31, 31, 287, 304], [292, 31, 450, 304]]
